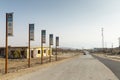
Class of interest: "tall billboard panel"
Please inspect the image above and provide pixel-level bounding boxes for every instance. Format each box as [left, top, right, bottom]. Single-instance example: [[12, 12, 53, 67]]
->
[[29, 24, 34, 41], [56, 37, 59, 46], [49, 34, 53, 45], [7, 13, 13, 36], [41, 30, 46, 43]]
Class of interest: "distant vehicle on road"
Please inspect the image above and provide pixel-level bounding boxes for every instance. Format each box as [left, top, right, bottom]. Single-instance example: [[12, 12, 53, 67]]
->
[[83, 50, 88, 55], [83, 52, 86, 55]]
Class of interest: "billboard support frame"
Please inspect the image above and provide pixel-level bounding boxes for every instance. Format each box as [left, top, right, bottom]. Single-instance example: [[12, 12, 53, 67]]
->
[[28, 24, 34, 67], [49, 34, 53, 62], [5, 13, 8, 74], [28, 25, 30, 67], [5, 13, 13, 73], [55, 37, 59, 61], [41, 30, 46, 64]]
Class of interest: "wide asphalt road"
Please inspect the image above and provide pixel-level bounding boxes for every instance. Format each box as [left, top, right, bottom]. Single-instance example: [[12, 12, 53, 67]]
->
[[13, 53, 118, 80], [93, 54, 120, 79]]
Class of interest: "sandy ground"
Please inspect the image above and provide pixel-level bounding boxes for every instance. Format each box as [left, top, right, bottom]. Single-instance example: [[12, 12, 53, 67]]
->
[[93, 53, 120, 62], [0, 52, 80, 80], [12, 53, 118, 80]]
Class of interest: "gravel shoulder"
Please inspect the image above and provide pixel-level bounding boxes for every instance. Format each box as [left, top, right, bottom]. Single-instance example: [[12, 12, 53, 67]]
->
[[93, 53, 120, 62], [92, 54, 120, 80]]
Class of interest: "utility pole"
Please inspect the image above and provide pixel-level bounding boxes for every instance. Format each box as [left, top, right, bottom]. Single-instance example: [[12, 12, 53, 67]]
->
[[111, 43, 113, 54], [101, 28, 104, 52], [119, 37, 120, 54], [118, 37, 120, 49], [105, 42, 107, 53]]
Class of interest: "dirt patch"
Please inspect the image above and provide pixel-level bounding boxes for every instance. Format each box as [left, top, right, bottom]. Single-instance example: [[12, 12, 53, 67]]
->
[[0, 52, 81, 80], [93, 53, 120, 62]]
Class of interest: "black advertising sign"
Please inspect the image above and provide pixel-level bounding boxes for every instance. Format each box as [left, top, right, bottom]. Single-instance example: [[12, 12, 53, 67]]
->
[[7, 13, 13, 36], [49, 34, 53, 45], [56, 37, 59, 46], [29, 24, 34, 41], [41, 30, 46, 43]]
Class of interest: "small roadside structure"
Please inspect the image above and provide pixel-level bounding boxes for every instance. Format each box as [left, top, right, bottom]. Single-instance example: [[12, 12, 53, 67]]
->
[[27, 47, 52, 58], [0, 46, 28, 59], [0, 46, 52, 59]]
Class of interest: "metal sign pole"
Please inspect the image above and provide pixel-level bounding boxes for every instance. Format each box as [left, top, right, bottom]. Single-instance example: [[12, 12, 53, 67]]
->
[[28, 26, 30, 67], [41, 30, 43, 64], [55, 37, 59, 61], [55, 37, 58, 61], [49, 34, 53, 62], [5, 13, 13, 73], [49, 44, 51, 62], [41, 30, 46, 64], [41, 38, 43, 64], [56, 45, 57, 61], [5, 13, 8, 74], [28, 24, 34, 67]]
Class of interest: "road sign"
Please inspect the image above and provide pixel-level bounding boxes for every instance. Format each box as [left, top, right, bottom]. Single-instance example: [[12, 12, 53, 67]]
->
[[49, 34, 53, 45], [41, 30, 46, 43], [5, 13, 14, 73], [29, 24, 34, 41], [56, 37, 59, 46], [7, 13, 13, 36]]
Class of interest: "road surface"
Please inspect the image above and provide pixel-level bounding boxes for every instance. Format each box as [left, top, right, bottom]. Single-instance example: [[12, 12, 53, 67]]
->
[[93, 54, 120, 80], [13, 53, 118, 80]]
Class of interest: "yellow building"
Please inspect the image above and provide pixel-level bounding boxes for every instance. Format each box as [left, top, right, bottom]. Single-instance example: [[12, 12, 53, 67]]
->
[[27, 47, 52, 58]]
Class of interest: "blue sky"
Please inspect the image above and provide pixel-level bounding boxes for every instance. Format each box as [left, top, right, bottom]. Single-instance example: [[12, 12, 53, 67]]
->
[[0, 0, 120, 49]]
